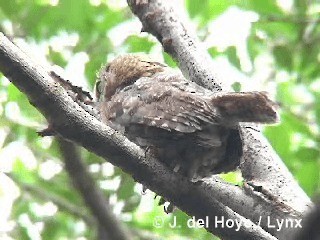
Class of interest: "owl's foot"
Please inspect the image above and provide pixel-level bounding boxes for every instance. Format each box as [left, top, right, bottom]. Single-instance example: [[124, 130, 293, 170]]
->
[[141, 185, 148, 195], [37, 124, 56, 137], [157, 196, 176, 213], [164, 203, 176, 214]]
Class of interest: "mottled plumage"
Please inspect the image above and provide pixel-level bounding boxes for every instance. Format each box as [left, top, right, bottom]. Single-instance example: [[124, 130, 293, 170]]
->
[[95, 54, 278, 181]]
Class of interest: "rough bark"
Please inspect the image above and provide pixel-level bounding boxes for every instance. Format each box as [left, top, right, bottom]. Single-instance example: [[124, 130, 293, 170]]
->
[[0, 1, 313, 238], [127, 0, 312, 239], [0, 31, 277, 240]]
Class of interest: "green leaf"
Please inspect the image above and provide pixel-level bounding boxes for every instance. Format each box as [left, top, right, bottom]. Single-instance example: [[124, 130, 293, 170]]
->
[[117, 175, 135, 200], [273, 45, 293, 71], [295, 147, 319, 162], [264, 121, 292, 163], [314, 94, 320, 126], [255, 21, 298, 42], [298, 43, 320, 82], [124, 35, 155, 53], [246, 32, 262, 63], [231, 81, 242, 92], [208, 47, 220, 58], [48, 47, 67, 67], [186, 0, 231, 25], [226, 46, 241, 70], [238, 0, 283, 15], [296, 161, 320, 196], [163, 52, 177, 67], [12, 160, 37, 184]]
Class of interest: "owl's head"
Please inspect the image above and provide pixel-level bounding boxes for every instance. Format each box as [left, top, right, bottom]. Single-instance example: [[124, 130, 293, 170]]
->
[[95, 54, 166, 101]]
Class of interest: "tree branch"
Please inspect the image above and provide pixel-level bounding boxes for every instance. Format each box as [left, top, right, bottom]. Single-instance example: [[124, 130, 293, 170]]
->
[[0, 32, 277, 239], [127, 0, 312, 239], [57, 137, 131, 240], [0, 1, 314, 237], [294, 202, 320, 240]]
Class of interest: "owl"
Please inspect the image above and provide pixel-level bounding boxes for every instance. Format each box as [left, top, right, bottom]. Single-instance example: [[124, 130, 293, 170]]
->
[[95, 54, 278, 181]]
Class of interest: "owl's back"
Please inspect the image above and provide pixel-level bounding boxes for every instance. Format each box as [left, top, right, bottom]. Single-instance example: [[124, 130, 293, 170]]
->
[[99, 71, 242, 180]]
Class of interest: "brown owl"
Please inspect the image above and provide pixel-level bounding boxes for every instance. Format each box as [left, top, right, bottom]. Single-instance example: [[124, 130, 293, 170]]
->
[[95, 54, 278, 181]]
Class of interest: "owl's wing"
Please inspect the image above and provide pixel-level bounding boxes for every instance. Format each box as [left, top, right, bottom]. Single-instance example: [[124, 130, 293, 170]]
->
[[103, 72, 220, 134]]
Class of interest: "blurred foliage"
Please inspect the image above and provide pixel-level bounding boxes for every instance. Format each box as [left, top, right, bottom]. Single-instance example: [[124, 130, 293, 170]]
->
[[0, 0, 319, 239]]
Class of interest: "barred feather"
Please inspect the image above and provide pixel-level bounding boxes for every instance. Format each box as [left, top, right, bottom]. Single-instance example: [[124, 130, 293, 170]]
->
[[96, 54, 278, 180]]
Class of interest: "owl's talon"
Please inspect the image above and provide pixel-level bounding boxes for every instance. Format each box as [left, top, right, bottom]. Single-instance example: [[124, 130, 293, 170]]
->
[[37, 125, 56, 137], [141, 185, 148, 195], [164, 203, 175, 214]]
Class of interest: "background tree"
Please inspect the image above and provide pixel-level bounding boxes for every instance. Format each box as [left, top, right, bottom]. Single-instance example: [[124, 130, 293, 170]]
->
[[0, 0, 319, 239]]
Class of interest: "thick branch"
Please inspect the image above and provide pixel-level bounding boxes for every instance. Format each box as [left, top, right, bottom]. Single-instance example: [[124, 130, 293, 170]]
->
[[0, 33, 276, 240], [294, 202, 320, 240], [57, 138, 131, 240], [127, 0, 312, 239]]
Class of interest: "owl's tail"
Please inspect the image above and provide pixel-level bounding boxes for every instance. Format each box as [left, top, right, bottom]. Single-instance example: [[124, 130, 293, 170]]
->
[[211, 91, 279, 125]]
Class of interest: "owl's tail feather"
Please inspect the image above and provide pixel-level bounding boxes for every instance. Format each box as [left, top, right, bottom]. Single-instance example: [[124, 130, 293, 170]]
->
[[211, 91, 279, 125]]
